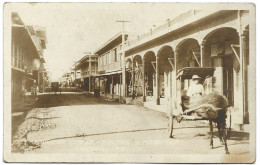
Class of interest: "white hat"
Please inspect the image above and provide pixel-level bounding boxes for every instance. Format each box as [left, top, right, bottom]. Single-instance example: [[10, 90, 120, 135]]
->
[[192, 75, 201, 80]]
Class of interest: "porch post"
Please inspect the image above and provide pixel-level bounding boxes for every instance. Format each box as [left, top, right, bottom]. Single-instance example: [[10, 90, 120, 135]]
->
[[172, 50, 178, 112], [91, 77, 96, 90], [89, 76, 91, 92], [169, 59, 173, 116], [156, 56, 160, 105], [122, 28, 126, 100], [112, 75, 114, 99], [142, 58, 146, 102], [104, 77, 107, 98], [119, 73, 122, 101], [236, 10, 245, 125], [42, 73, 45, 93], [95, 62, 97, 74], [99, 77, 100, 90], [89, 55, 91, 92], [132, 59, 135, 99], [200, 40, 206, 67], [240, 32, 247, 124], [174, 50, 179, 99], [242, 32, 249, 124]]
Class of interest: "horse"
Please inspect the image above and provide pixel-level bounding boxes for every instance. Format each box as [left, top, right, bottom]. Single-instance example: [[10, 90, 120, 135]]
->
[[170, 92, 230, 154]]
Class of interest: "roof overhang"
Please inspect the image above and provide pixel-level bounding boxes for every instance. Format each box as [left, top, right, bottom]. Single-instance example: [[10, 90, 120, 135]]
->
[[12, 12, 24, 25], [75, 54, 98, 69], [27, 26, 36, 35], [12, 26, 40, 59], [96, 70, 122, 76], [94, 32, 128, 55]]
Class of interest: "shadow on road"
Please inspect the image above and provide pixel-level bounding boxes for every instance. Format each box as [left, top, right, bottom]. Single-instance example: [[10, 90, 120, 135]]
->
[[208, 130, 249, 141], [35, 93, 122, 108]]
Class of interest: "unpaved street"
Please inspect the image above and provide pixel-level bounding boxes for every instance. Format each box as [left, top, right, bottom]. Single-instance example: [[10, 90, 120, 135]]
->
[[12, 93, 250, 157]]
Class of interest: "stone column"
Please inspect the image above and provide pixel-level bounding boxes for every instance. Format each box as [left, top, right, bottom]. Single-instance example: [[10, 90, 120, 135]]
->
[[168, 60, 173, 116], [240, 33, 247, 124], [142, 59, 146, 102], [172, 50, 179, 113], [156, 56, 160, 105]]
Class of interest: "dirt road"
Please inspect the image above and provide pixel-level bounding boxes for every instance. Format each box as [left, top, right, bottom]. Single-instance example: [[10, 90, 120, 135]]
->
[[12, 93, 250, 159]]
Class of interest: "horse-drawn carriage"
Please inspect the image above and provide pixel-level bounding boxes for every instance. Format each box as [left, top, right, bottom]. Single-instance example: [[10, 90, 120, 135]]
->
[[168, 67, 231, 154], [50, 82, 61, 94]]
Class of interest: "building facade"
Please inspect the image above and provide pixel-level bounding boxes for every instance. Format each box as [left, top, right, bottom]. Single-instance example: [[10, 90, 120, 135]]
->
[[94, 32, 128, 98], [74, 54, 98, 91], [124, 10, 251, 128], [11, 12, 47, 104]]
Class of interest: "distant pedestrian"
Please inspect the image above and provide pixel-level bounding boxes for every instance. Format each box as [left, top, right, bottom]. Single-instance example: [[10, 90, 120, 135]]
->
[[31, 80, 38, 97], [21, 83, 27, 103]]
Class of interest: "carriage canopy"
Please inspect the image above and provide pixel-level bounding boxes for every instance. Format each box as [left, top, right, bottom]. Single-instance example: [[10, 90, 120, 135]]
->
[[176, 67, 215, 80]]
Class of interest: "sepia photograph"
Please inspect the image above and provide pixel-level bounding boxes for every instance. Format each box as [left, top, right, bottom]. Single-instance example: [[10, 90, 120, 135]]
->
[[3, 2, 256, 163]]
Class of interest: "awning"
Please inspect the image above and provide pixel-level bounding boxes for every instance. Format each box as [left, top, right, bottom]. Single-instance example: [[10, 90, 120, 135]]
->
[[95, 70, 122, 77]]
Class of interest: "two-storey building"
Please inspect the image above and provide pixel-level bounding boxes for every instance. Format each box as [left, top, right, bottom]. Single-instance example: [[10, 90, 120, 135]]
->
[[124, 9, 253, 130], [29, 25, 47, 92], [75, 53, 98, 92], [94, 32, 128, 98], [11, 12, 47, 103]]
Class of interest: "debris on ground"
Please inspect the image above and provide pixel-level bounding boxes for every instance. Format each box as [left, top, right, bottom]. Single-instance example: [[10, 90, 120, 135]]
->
[[195, 133, 207, 137], [119, 99, 126, 103], [12, 108, 56, 153], [84, 92, 93, 96], [104, 98, 120, 102]]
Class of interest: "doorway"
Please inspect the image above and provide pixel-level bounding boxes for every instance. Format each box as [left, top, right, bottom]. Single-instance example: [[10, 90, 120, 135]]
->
[[222, 56, 234, 106]]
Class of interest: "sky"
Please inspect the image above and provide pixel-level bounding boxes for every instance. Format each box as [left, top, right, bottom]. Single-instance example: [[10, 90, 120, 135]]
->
[[9, 3, 190, 81]]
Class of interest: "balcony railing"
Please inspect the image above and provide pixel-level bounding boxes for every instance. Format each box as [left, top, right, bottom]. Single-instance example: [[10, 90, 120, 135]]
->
[[127, 10, 203, 47], [81, 70, 97, 77], [112, 60, 121, 70], [98, 60, 122, 73], [12, 56, 25, 70]]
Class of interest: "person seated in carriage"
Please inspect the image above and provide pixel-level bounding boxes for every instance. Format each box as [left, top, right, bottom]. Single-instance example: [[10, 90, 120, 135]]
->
[[180, 74, 205, 112], [170, 68, 230, 154], [186, 75, 204, 97]]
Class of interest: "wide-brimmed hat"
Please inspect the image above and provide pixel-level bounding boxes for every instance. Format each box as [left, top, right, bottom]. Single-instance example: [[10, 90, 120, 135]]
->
[[192, 75, 201, 80]]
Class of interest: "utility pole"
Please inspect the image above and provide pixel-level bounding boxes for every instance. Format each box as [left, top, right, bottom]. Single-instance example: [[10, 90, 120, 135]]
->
[[116, 20, 130, 101]]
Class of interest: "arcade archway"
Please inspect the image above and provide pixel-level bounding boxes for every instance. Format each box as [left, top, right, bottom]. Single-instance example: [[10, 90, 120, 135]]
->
[[156, 45, 174, 105], [143, 51, 156, 99]]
